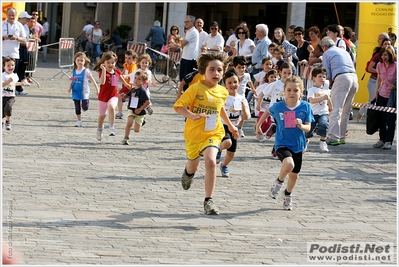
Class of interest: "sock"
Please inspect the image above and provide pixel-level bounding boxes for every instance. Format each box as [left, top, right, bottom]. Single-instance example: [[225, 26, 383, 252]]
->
[[277, 177, 284, 183], [237, 126, 242, 130], [284, 189, 291, 196], [98, 127, 103, 131], [184, 168, 194, 177], [204, 197, 212, 202], [109, 124, 114, 129]]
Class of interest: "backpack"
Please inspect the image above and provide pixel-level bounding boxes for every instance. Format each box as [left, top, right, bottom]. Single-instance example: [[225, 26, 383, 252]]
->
[[337, 39, 354, 62]]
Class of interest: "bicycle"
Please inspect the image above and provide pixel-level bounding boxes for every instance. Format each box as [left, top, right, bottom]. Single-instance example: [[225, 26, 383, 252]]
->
[[74, 39, 85, 53], [152, 51, 180, 84]]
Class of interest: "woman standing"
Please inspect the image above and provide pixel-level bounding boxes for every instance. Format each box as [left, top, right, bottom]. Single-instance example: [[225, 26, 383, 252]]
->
[[293, 26, 312, 66], [308, 26, 321, 49], [366, 33, 389, 101], [231, 25, 255, 62], [271, 27, 297, 59], [86, 21, 103, 63], [167, 25, 182, 53], [373, 46, 397, 150]]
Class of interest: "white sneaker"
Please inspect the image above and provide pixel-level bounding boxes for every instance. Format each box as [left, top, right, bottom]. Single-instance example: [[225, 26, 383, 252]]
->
[[238, 128, 245, 137], [16, 91, 28, 95], [257, 134, 266, 142], [270, 179, 283, 199], [96, 128, 103, 141], [283, 195, 293, 210], [5, 122, 12, 131], [75, 120, 82, 127], [115, 112, 123, 119], [304, 139, 310, 152], [382, 142, 392, 150], [319, 141, 329, 152], [22, 79, 31, 86], [109, 128, 116, 136]]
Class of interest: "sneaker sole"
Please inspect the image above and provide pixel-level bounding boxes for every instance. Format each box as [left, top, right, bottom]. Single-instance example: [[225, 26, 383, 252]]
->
[[204, 209, 219, 215]]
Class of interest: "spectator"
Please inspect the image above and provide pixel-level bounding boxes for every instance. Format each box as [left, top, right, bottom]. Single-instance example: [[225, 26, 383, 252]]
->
[[350, 31, 358, 49], [76, 20, 94, 52], [231, 25, 255, 61], [201, 21, 225, 53], [167, 25, 182, 53], [287, 25, 297, 46], [224, 21, 247, 54], [2, 7, 28, 95], [16, 11, 32, 94], [251, 23, 272, 77], [29, 11, 42, 41], [271, 27, 297, 60], [321, 36, 358, 146], [308, 26, 321, 49], [326, 24, 346, 50], [195, 18, 208, 56], [145, 20, 166, 61], [179, 15, 199, 82], [86, 21, 103, 63], [110, 29, 123, 53], [308, 43, 324, 66], [293, 26, 312, 66], [39, 17, 49, 61], [388, 33, 397, 53]]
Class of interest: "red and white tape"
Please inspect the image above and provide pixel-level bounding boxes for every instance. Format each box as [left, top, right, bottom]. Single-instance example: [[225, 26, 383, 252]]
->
[[59, 40, 74, 49], [353, 102, 396, 113]]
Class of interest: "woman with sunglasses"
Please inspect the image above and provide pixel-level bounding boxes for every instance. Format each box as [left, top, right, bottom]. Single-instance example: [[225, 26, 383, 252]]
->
[[293, 26, 312, 66], [231, 25, 255, 62], [167, 25, 182, 53]]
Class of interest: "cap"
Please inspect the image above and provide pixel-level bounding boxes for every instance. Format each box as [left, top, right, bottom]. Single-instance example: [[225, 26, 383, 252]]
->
[[18, 11, 32, 19], [210, 21, 218, 27]]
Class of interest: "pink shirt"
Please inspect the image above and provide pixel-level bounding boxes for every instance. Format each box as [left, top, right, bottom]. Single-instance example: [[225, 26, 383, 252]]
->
[[376, 61, 397, 98]]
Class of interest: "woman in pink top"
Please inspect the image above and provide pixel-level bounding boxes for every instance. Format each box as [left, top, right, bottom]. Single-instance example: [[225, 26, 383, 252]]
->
[[372, 46, 397, 150]]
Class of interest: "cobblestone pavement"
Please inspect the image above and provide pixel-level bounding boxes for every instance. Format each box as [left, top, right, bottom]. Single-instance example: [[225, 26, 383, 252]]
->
[[2, 52, 397, 265]]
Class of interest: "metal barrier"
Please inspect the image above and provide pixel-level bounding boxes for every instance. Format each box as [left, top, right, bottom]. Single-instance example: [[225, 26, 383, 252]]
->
[[25, 39, 40, 87], [52, 38, 75, 79], [127, 42, 147, 56]]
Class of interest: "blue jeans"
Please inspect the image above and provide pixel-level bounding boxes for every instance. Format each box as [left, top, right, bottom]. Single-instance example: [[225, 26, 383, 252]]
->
[[306, 114, 328, 139], [92, 43, 101, 58]]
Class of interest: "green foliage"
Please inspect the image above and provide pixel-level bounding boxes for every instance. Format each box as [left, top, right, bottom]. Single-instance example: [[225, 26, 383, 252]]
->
[[116, 24, 132, 39]]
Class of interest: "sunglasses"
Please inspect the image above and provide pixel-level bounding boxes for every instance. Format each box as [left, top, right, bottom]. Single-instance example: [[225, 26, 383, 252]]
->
[[210, 27, 217, 30], [294, 32, 303, 36], [238, 31, 245, 34], [172, 28, 178, 31], [32, 13, 39, 16]]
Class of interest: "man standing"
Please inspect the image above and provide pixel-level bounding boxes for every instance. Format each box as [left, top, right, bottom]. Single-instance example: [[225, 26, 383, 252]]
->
[[29, 11, 43, 42], [40, 17, 49, 62], [2, 7, 27, 94], [201, 21, 224, 53], [179, 15, 199, 82], [321, 36, 358, 146], [287, 25, 298, 46], [16, 11, 32, 94], [195, 18, 208, 55], [251, 23, 271, 76]]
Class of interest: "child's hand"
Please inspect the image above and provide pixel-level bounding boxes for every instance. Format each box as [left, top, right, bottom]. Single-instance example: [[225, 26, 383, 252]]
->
[[68, 88, 71, 93], [100, 64, 106, 71], [190, 113, 208, 120], [229, 125, 239, 139], [151, 81, 157, 87], [295, 118, 303, 127], [255, 124, 263, 135]]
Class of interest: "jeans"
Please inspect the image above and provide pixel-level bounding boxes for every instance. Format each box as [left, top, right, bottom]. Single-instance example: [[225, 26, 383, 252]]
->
[[376, 94, 397, 143], [306, 114, 328, 138], [367, 77, 377, 101], [92, 43, 101, 58]]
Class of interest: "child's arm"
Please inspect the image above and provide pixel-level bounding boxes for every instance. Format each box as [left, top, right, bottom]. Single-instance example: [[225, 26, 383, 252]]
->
[[253, 80, 259, 89], [220, 107, 239, 139], [176, 80, 186, 101], [175, 106, 209, 121], [255, 109, 270, 135], [295, 119, 311, 132], [68, 80, 73, 93], [99, 65, 107, 85], [256, 92, 264, 111], [241, 100, 251, 121], [134, 99, 150, 115], [119, 75, 131, 89], [308, 94, 329, 104], [247, 80, 257, 96], [88, 75, 100, 96], [2, 77, 13, 87]]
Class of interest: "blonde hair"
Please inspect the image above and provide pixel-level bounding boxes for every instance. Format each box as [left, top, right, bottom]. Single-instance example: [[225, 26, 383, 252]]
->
[[73, 52, 90, 69], [93, 52, 117, 71], [137, 53, 152, 67], [284, 76, 304, 91]]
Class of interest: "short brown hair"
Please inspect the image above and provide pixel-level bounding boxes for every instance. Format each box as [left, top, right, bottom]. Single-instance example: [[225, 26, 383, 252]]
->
[[197, 52, 229, 75]]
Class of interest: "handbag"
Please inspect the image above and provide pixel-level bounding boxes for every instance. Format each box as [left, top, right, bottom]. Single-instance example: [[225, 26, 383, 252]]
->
[[160, 45, 169, 54], [366, 99, 379, 135]]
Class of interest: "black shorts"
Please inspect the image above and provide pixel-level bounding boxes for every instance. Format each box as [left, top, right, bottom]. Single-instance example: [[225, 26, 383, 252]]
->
[[222, 124, 237, 153], [276, 147, 303, 174]]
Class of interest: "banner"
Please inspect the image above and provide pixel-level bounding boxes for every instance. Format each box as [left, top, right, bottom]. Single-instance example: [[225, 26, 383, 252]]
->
[[355, 2, 397, 104], [2, 2, 26, 20]]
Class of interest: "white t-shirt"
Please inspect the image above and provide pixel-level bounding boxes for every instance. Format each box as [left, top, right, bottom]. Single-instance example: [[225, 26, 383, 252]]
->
[[202, 33, 225, 52], [41, 21, 50, 36], [87, 28, 103, 43], [82, 24, 94, 33], [234, 38, 255, 56], [237, 72, 251, 96], [225, 34, 238, 48], [254, 71, 267, 85], [198, 30, 208, 55], [2, 72, 19, 97], [2, 20, 27, 59], [221, 94, 250, 126], [307, 85, 331, 115], [182, 26, 199, 60], [256, 82, 271, 114], [263, 79, 285, 109]]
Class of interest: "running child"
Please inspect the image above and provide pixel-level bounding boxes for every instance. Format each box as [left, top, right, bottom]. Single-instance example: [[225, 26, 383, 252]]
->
[[305, 67, 332, 152], [94, 52, 130, 140], [120, 71, 150, 145], [218, 69, 250, 177], [68, 52, 99, 127], [116, 50, 138, 119], [129, 54, 156, 115], [173, 52, 239, 215], [2, 57, 25, 130], [256, 76, 313, 210]]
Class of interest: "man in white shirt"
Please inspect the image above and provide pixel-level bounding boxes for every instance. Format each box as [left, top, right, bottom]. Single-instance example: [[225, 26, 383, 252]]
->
[[2, 7, 27, 94], [201, 21, 224, 53], [195, 18, 208, 55], [76, 20, 94, 52], [40, 17, 50, 61], [16, 11, 32, 94], [179, 15, 199, 82]]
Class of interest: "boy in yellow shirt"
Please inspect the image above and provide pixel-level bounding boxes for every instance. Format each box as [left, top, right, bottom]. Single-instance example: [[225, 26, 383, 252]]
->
[[174, 52, 239, 215], [116, 50, 138, 119]]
